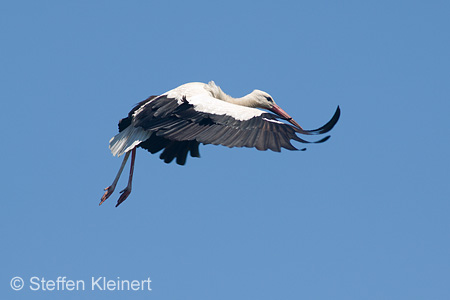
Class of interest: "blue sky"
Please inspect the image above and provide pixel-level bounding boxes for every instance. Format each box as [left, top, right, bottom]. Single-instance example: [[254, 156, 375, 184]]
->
[[2, 1, 450, 299]]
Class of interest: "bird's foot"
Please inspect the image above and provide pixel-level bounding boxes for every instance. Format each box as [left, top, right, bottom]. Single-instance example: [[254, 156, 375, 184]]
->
[[115, 187, 131, 207], [99, 185, 115, 205]]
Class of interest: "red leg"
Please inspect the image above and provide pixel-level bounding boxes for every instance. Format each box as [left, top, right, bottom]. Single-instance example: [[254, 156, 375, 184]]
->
[[100, 151, 131, 205], [116, 147, 137, 207]]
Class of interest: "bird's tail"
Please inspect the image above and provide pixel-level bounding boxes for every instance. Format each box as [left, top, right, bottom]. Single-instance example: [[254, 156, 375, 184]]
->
[[109, 126, 152, 157]]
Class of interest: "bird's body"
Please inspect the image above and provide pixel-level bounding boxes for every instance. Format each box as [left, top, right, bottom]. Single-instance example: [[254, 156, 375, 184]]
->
[[101, 81, 340, 206]]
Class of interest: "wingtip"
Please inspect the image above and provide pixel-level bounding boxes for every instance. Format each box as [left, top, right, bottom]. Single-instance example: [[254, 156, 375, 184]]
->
[[314, 135, 331, 143], [296, 105, 341, 135]]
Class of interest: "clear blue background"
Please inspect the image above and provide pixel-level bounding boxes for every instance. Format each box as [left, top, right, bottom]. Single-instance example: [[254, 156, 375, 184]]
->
[[2, 1, 449, 299]]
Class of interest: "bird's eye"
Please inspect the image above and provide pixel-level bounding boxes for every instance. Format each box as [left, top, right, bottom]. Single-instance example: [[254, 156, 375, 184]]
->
[[266, 96, 273, 102]]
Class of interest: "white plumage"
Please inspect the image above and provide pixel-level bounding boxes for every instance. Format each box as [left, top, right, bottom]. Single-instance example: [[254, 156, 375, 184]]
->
[[166, 82, 265, 120], [101, 81, 340, 207], [109, 125, 152, 157]]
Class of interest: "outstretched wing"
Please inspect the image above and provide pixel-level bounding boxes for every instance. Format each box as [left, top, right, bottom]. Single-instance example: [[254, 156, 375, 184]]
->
[[133, 95, 338, 152], [111, 93, 339, 165]]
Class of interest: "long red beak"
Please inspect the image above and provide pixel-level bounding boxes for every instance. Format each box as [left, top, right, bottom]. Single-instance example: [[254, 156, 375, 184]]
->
[[269, 104, 304, 130]]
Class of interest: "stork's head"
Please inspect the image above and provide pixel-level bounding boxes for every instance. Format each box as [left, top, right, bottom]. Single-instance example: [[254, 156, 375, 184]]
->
[[250, 90, 304, 130]]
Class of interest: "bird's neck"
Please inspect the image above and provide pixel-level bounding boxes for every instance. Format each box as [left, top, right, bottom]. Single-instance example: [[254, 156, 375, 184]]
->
[[223, 94, 257, 108], [207, 81, 256, 108]]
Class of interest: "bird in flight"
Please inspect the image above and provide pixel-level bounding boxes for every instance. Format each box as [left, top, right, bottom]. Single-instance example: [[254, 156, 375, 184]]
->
[[100, 81, 340, 207]]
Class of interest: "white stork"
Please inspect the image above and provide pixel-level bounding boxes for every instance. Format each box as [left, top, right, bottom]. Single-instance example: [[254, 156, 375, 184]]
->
[[100, 81, 340, 207]]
